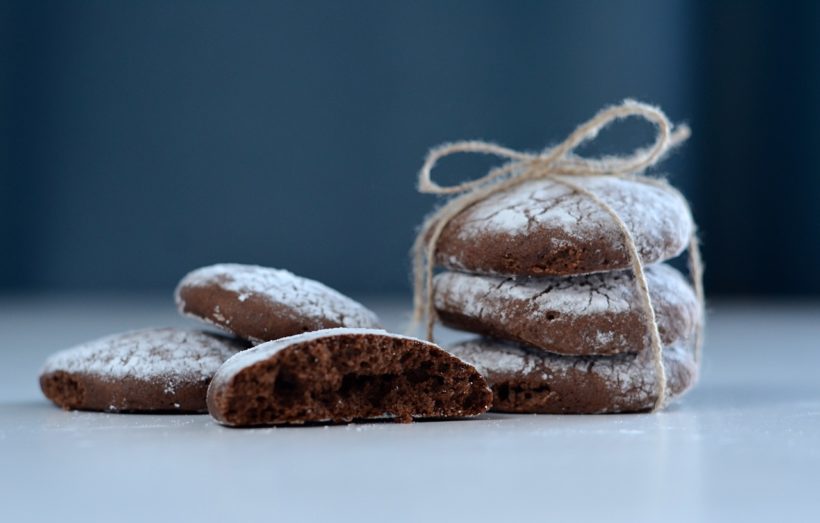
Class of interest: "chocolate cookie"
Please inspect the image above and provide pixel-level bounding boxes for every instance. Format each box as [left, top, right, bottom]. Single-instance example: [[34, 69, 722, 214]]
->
[[175, 264, 381, 343], [207, 328, 492, 426], [40, 328, 246, 413], [434, 263, 698, 356], [448, 337, 697, 414], [435, 176, 692, 277]]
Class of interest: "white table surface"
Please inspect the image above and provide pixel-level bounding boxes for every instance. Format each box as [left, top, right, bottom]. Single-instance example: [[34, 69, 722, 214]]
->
[[1, 296, 818, 523]]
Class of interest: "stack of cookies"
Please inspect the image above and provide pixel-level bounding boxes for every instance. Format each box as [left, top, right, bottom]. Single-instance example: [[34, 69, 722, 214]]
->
[[39, 264, 492, 425], [431, 176, 702, 413]]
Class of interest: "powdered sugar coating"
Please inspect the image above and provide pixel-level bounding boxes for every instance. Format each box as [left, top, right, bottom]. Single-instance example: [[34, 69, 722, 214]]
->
[[434, 263, 698, 355], [175, 264, 381, 339], [437, 175, 693, 276], [41, 328, 244, 386], [458, 176, 689, 245], [448, 337, 697, 412]]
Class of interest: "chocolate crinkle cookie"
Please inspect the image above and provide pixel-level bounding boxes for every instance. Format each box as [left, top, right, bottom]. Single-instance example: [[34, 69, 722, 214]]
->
[[434, 263, 699, 356], [207, 328, 493, 426], [435, 176, 692, 277], [175, 263, 382, 343], [448, 337, 698, 414], [40, 328, 247, 413]]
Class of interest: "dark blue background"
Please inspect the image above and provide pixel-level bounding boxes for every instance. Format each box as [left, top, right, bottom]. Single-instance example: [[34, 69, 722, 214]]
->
[[1, 1, 818, 296]]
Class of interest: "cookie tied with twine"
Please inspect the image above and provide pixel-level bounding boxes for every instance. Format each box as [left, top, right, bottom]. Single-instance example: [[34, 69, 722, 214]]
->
[[410, 99, 704, 411]]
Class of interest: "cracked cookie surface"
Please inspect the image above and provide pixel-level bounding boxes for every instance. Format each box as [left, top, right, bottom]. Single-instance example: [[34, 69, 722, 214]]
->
[[435, 176, 693, 277], [175, 264, 381, 343], [448, 336, 697, 413], [434, 263, 699, 356], [39, 328, 247, 413]]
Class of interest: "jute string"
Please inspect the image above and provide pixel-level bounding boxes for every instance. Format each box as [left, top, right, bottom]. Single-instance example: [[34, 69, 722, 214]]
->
[[411, 99, 704, 411]]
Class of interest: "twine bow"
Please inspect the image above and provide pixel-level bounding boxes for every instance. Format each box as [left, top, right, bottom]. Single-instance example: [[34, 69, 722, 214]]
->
[[411, 99, 704, 411]]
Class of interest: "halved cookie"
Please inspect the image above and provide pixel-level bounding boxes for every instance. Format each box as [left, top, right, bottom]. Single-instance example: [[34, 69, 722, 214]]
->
[[435, 176, 692, 277], [40, 328, 246, 413], [434, 263, 698, 356], [207, 328, 492, 426], [448, 337, 698, 414], [175, 263, 381, 343]]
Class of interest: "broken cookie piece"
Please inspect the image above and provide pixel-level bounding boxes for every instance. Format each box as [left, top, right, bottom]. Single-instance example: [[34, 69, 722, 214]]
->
[[207, 328, 493, 426]]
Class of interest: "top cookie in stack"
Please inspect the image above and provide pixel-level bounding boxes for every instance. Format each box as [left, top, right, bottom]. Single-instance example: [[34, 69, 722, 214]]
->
[[435, 176, 692, 277], [429, 175, 702, 414]]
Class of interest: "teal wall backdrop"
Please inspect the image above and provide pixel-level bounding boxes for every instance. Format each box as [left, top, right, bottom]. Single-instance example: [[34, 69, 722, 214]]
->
[[1, 1, 818, 296]]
